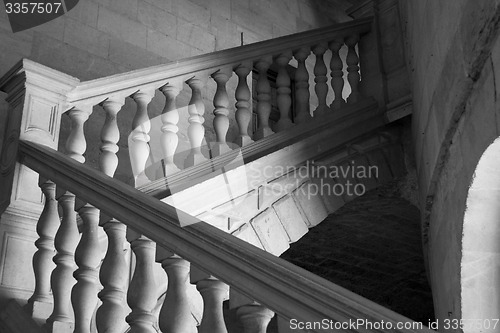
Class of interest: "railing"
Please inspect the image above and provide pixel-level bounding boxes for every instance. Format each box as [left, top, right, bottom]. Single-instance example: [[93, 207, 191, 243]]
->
[[0, 16, 426, 333]]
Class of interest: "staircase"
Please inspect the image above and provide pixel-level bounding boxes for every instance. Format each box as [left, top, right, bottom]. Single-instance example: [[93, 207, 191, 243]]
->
[[0, 16, 430, 333]]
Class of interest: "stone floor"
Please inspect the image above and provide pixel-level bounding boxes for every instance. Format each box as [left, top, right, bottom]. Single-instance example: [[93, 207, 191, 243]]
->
[[280, 180, 435, 324]]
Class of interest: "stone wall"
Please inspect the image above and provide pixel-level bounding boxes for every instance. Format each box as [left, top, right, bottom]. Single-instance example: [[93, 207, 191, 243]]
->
[[400, 0, 500, 328], [0, 0, 350, 80], [0, 0, 352, 181]]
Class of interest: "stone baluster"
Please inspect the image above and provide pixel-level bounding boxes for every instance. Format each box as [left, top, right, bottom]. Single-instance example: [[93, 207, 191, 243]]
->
[[197, 278, 228, 333], [97, 221, 127, 332], [329, 38, 346, 110], [185, 77, 207, 167], [130, 90, 154, 187], [237, 304, 275, 333], [192, 268, 228, 333], [211, 68, 232, 157], [345, 34, 362, 104], [275, 51, 293, 132], [293, 47, 312, 123], [254, 56, 273, 140], [48, 106, 91, 330], [159, 83, 181, 176], [27, 179, 58, 321], [96, 98, 129, 333], [126, 233, 157, 333], [313, 43, 329, 117], [157, 249, 197, 333], [72, 205, 100, 333], [234, 61, 253, 146]]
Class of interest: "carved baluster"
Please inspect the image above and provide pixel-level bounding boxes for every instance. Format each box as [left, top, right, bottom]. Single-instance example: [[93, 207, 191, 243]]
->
[[98, 99, 123, 176], [329, 38, 346, 110], [234, 61, 253, 146], [126, 234, 157, 333], [72, 205, 100, 333], [185, 77, 207, 167], [96, 98, 128, 333], [48, 192, 79, 329], [293, 47, 312, 123], [157, 249, 197, 333], [197, 277, 228, 333], [313, 43, 329, 117], [346, 34, 362, 103], [211, 68, 232, 157], [130, 90, 154, 186], [47, 106, 90, 330], [237, 304, 275, 333], [254, 56, 273, 140], [97, 221, 127, 333], [275, 51, 293, 131], [28, 179, 58, 319], [160, 83, 181, 175]]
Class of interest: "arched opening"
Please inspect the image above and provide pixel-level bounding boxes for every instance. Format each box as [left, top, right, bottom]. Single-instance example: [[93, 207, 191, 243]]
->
[[461, 136, 500, 331]]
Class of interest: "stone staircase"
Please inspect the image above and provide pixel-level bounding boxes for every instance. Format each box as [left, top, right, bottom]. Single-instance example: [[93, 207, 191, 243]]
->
[[0, 15, 430, 333]]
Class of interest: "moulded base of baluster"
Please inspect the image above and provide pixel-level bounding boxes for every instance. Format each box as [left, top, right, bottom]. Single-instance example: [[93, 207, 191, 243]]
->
[[347, 92, 363, 104], [330, 99, 346, 111], [184, 152, 207, 168], [237, 135, 254, 147], [49, 320, 75, 333], [253, 127, 274, 141], [210, 142, 231, 157], [314, 105, 330, 118], [26, 299, 53, 326], [161, 162, 181, 178], [294, 112, 312, 124], [275, 119, 294, 132]]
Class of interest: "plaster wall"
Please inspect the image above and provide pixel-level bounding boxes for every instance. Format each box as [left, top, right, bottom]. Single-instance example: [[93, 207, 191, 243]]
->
[[400, 0, 500, 328]]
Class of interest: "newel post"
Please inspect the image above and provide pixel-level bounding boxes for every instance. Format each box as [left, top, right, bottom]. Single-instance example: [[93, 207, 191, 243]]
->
[[0, 59, 78, 316]]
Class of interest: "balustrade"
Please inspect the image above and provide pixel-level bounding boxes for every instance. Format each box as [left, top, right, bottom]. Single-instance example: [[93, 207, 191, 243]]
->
[[10, 18, 376, 333]]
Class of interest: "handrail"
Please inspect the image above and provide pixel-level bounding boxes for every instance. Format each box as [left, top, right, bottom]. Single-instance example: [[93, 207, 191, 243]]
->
[[65, 17, 373, 106], [18, 140, 434, 333]]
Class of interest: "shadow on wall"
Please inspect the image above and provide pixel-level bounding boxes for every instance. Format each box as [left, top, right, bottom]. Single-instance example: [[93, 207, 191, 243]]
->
[[461, 136, 500, 332]]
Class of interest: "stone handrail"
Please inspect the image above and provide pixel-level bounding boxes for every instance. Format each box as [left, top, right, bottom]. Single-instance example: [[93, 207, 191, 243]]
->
[[66, 17, 372, 106], [18, 139, 434, 333]]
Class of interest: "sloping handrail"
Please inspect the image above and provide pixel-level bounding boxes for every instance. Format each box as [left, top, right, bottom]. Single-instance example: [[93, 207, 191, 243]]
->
[[18, 144, 433, 333], [65, 17, 373, 106]]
